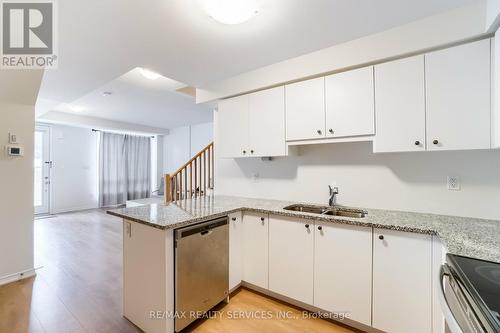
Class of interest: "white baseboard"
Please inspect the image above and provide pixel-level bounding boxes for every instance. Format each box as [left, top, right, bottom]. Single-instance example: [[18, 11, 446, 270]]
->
[[51, 204, 98, 214], [0, 268, 37, 287]]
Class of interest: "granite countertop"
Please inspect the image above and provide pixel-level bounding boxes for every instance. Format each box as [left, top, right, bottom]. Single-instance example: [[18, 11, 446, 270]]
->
[[107, 195, 500, 263]]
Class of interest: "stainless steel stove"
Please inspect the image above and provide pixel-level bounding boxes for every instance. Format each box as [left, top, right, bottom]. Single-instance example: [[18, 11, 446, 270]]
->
[[440, 254, 500, 333]]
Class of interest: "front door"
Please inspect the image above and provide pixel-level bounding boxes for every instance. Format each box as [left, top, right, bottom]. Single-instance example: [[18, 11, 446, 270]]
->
[[34, 125, 50, 215]]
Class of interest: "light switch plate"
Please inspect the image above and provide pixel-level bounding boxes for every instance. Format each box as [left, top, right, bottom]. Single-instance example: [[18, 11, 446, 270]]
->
[[8, 133, 17, 144], [447, 176, 460, 191]]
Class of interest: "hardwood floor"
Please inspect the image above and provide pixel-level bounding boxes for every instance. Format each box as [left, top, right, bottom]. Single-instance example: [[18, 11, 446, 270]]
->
[[1, 209, 138, 333], [0, 209, 358, 333], [185, 288, 358, 333]]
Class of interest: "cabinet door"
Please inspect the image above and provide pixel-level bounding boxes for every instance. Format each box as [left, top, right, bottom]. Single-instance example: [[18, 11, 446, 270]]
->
[[426, 39, 491, 151], [285, 77, 325, 141], [325, 66, 375, 138], [374, 56, 426, 152], [229, 212, 243, 291], [269, 216, 314, 305], [123, 221, 171, 333], [373, 229, 432, 333], [242, 213, 269, 289], [314, 223, 372, 326], [249, 86, 286, 157], [217, 95, 249, 158]]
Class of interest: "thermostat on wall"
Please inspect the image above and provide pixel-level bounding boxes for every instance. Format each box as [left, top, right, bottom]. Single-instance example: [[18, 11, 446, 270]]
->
[[6, 145, 24, 156]]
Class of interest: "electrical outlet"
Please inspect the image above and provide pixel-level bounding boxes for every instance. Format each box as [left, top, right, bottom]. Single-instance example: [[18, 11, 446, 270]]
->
[[252, 172, 259, 183], [447, 176, 460, 191]]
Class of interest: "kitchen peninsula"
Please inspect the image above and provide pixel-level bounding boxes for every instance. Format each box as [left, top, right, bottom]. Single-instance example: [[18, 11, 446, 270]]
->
[[108, 195, 500, 333]]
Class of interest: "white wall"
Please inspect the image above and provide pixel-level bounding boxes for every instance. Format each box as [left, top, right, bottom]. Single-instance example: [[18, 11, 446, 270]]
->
[[0, 102, 35, 281], [47, 124, 99, 214], [215, 142, 500, 220], [38, 111, 170, 135], [163, 126, 191, 174], [190, 122, 214, 154], [494, 35, 500, 148], [162, 121, 214, 174]]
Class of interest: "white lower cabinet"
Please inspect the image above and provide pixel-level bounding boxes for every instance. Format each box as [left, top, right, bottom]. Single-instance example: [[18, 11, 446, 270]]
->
[[234, 213, 435, 333], [242, 212, 269, 289], [229, 212, 243, 291], [373, 228, 432, 333], [314, 223, 372, 326], [269, 216, 314, 305], [123, 220, 174, 333]]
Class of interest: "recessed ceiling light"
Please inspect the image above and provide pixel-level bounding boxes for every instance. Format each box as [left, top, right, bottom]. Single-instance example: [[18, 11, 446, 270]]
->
[[201, 0, 258, 25], [139, 68, 162, 80], [70, 105, 85, 112], [102, 91, 113, 97]]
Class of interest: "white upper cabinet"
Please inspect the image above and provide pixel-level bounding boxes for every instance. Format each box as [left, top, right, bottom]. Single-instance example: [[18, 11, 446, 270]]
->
[[285, 77, 326, 141], [249, 86, 286, 157], [425, 39, 491, 151], [217, 87, 287, 158], [269, 216, 314, 305], [219, 39, 493, 155], [374, 55, 426, 152], [217, 95, 249, 158], [314, 223, 372, 326], [372, 229, 432, 333], [325, 66, 375, 138]]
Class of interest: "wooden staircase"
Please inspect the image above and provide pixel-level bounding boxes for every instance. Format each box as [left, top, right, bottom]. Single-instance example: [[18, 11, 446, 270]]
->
[[164, 142, 214, 203]]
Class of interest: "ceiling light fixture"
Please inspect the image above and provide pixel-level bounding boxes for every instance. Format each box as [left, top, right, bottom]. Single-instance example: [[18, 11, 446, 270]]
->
[[139, 68, 162, 80], [201, 0, 258, 25]]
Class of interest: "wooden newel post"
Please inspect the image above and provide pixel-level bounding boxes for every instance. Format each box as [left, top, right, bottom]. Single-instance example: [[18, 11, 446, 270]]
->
[[165, 174, 172, 203]]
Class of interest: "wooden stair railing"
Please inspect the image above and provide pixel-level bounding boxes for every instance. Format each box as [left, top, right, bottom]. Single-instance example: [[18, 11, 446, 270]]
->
[[164, 142, 214, 203]]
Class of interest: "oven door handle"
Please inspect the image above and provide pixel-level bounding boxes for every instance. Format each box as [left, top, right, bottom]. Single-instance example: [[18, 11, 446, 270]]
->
[[438, 264, 463, 333]]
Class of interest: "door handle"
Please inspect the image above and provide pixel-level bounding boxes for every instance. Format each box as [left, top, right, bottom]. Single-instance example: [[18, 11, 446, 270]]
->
[[438, 265, 462, 333]]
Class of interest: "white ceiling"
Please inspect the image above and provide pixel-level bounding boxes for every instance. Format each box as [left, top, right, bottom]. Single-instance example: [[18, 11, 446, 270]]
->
[[50, 68, 212, 129], [36, 0, 478, 129]]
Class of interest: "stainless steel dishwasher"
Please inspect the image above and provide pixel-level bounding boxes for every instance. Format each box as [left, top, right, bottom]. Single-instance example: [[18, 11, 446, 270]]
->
[[174, 216, 229, 332]]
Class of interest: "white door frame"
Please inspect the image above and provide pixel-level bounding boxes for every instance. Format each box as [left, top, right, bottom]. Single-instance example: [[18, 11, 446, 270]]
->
[[34, 125, 51, 215]]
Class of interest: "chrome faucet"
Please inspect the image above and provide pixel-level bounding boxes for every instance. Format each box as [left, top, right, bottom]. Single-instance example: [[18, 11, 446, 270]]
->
[[328, 186, 339, 207]]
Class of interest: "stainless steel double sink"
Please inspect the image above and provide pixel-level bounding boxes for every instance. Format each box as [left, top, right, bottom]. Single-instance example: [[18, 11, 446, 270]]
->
[[283, 204, 367, 218]]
